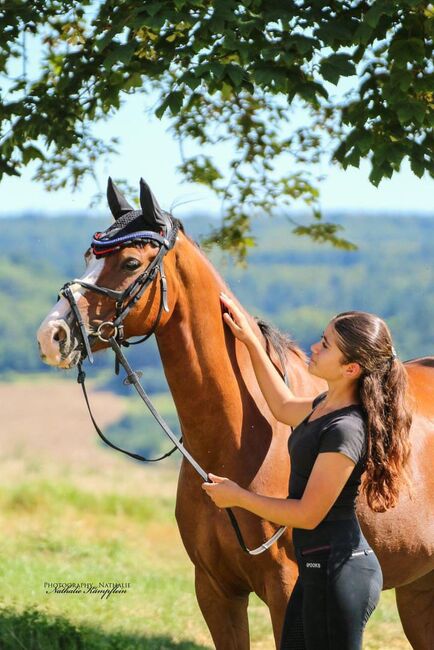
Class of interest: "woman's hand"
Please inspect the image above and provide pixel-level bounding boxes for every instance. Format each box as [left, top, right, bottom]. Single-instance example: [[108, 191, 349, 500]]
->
[[220, 292, 256, 346], [201, 473, 245, 508]]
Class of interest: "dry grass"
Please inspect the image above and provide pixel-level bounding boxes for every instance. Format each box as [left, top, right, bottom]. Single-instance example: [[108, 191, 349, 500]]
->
[[0, 376, 180, 498]]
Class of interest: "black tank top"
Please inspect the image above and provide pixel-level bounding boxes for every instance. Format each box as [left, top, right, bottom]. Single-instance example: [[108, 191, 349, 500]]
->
[[288, 391, 367, 521]]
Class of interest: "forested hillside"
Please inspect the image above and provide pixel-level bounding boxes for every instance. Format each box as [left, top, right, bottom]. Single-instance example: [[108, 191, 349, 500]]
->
[[1, 212, 433, 374]]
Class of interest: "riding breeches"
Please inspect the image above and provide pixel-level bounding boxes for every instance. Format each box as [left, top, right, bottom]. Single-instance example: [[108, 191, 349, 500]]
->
[[280, 515, 383, 650]]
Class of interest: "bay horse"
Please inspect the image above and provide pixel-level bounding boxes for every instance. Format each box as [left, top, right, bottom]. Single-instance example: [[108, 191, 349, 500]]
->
[[37, 179, 434, 649]]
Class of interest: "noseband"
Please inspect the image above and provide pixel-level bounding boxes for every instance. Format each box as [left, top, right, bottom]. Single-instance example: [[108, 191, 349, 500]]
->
[[57, 218, 288, 556]]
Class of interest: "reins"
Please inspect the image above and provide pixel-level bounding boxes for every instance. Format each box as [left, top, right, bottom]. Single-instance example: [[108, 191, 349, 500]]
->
[[60, 220, 289, 555]]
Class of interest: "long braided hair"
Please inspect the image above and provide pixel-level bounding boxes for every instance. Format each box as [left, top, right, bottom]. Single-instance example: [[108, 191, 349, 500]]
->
[[332, 311, 413, 512]]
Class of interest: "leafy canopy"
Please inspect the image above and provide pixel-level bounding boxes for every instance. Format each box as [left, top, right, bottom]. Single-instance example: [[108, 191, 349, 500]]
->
[[1, 0, 433, 258]]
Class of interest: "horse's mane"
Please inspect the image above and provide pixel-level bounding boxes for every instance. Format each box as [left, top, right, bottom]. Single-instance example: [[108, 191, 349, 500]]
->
[[175, 217, 307, 364], [256, 319, 307, 363], [405, 356, 434, 367]]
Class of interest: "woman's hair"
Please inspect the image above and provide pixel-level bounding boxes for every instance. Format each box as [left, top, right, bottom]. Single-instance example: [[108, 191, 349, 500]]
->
[[331, 311, 413, 513]]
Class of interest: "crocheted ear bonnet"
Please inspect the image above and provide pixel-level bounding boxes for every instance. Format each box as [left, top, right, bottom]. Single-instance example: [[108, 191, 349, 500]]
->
[[91, 177, 171, 257]]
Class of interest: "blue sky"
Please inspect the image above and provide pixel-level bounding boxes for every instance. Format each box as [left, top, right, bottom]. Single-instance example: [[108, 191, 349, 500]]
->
[[1, 88, 432, 220]]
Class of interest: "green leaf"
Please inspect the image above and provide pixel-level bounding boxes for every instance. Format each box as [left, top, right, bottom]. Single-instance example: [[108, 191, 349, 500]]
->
[[389, 38, 425, 67], [380, 161, 393, 179], [96, 31, 115, 53], [209, 62, 225, 80], [396, 101, 426, 125], [167, 91, 184, 115], [297, 80, 328, 103], [319, 54, 356, 85], [410, 157, 425, 178], [124, 73, 143, 90], [354, 22, 374, 45], [356, 130, 374, 155], [369, 165, 384, 187], [103, 42, 136, 69], [155, 91, 184, 118], [225, 64, 244, 87], [21, 145, 44, 165], [364, 1, 394, 29], [290, 35, 318, 55], [146, 2, 164, 17], [180, 72, 201, 90], [343, 148, 360, 169], [320, 62, 339, 85], [396, 69, 413, 92], [252, 65, 273, 85], [0, 157, 20, 179]]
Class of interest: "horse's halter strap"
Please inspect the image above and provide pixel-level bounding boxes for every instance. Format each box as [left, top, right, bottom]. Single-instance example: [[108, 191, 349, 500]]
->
[[58, 218, 288, 556]]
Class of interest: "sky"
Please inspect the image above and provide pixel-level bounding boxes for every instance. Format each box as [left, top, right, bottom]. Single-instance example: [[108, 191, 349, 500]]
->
[[1, 58, 432, 220]]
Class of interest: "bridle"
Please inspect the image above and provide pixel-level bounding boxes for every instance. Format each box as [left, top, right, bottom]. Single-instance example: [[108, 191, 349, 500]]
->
[[58, 217, 288, 555], [59, 226, 177, 365]]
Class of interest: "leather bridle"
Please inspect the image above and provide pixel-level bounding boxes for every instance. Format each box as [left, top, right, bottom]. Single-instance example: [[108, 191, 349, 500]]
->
[[59, 226, 177, 364], [58, 218, 288, 555]]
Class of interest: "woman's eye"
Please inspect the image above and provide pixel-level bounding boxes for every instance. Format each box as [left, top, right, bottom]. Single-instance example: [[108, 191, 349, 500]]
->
[[123, 259, 141, 271]]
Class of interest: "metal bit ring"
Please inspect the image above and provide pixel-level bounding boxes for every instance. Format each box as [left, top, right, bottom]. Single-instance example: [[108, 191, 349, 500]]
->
[[96, 321, 118, 342]]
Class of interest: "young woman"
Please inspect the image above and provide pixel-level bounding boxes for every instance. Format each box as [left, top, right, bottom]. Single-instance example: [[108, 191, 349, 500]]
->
[[202, 292, 413, 650]]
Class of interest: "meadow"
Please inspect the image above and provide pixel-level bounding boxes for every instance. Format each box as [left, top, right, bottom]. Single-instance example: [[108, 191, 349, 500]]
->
[[1, 378, 411, 649]]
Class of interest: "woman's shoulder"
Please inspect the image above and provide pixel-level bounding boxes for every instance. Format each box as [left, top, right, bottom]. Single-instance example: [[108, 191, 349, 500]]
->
[[319, 408, 367, 463], [325, 408, 366, 432]]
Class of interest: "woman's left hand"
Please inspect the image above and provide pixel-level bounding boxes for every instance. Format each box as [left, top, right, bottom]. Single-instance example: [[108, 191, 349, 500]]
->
[[201, 473, 245, 508]]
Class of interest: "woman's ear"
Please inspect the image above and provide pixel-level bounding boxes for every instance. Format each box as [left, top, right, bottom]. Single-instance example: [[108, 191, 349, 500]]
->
[[345, 362, 363, 379]]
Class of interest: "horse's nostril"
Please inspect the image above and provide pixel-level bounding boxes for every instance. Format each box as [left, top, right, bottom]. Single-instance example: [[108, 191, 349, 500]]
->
[[53, 325, 67, 344]]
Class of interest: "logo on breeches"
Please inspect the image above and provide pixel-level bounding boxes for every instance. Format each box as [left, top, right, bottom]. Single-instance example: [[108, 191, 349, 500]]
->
[[306, 562, 321, 568]]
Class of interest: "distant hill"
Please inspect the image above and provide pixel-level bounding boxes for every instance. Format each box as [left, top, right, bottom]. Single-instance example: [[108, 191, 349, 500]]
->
[[2, 211, 432, 375]]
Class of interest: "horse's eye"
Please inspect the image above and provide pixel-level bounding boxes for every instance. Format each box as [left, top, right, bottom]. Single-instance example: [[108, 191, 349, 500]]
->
[[123, 259, 141, 271]]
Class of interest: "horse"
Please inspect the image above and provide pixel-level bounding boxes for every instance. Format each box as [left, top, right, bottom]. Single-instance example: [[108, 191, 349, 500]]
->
[[37, 179, 434, 649]]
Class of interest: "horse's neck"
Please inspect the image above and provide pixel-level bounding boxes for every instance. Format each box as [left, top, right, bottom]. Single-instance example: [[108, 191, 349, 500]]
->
[[155, 237, 264, 461]]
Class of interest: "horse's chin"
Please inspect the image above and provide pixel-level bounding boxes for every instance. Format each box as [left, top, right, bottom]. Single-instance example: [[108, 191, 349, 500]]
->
[[58, 349, 83, 370]]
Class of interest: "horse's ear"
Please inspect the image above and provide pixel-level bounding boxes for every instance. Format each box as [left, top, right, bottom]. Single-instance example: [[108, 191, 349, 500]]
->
[[139, 178, 170, 231], [107, 177, 134, 220]]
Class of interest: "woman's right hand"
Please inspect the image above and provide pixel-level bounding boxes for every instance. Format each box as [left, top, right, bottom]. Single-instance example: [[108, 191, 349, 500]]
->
[[220, 292, 256, 346]]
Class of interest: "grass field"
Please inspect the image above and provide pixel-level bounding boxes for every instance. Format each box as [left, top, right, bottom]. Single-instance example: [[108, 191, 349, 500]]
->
[[0, 379, 411, 649]]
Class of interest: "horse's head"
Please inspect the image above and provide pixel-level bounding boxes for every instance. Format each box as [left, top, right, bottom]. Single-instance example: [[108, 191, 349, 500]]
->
[[37, 178, 179, 369]]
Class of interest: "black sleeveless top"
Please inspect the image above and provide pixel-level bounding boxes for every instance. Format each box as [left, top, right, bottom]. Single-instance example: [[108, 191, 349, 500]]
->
[[288, 392, 367, 521]]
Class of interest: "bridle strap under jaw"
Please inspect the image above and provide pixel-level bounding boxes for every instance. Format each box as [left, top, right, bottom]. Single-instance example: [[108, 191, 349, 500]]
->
[[62, 220, 289, 555]]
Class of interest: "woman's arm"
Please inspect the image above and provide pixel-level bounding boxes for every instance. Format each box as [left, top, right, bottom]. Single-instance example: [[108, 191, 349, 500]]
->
[[220, 292, 315, 427], [202, 452, 356, 529], [246, 335, 316, 427]]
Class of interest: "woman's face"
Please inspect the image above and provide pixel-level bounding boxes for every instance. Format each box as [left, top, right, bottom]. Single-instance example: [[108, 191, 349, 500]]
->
[[309, 321, 359, 382]]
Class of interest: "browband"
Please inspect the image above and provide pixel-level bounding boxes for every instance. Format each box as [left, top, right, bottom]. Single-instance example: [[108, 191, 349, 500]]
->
[[91, 230, 170, 257]]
